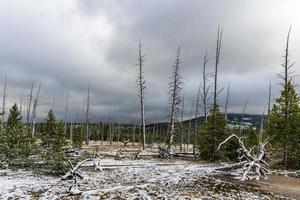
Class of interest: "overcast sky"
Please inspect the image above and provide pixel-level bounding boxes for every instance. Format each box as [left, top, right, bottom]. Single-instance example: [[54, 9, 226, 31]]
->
[[1, 0, 300, 123]]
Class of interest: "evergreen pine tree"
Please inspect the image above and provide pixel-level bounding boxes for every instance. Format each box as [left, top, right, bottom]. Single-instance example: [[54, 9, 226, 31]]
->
[[0, 103, 30, 160], [268, 81, 300, 169], [198, 105, 229, 161], [42, 110, 56, 149]]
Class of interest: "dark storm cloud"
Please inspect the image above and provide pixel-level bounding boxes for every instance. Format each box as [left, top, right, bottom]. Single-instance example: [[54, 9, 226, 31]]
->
[[0, 0, 300, 123]]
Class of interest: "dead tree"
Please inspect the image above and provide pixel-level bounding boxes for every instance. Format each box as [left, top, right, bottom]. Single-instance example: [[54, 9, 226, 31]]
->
[[31, 83, 41, 137], [187, 99, 194, 151], [136, 39, 146, 150], [1, 75, 7, 128], [85, 82, 91, 145], [193, 84, 201, 154], [26, 82, 34, 132], [200, 52, 210, 122], [62, 158, 92, 180], [168, 46, 183, 151], [259, 104, 268, 147], [19, 93, 23, 118], [70, 117, 73, 147], [224, 82, 230, 120], [213, 26, 223, 113], [132, 124, 136, 146], [64, 92, 69, 135], [267, 81, 271, 132], [151, 124, 156, 144], [101, 122, 104, 145], [217, 134, 269, 181], [180, 95, 184, 151]]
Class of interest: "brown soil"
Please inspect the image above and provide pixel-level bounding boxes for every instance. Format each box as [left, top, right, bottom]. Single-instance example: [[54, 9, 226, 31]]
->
[[247, 175, 300, 199]]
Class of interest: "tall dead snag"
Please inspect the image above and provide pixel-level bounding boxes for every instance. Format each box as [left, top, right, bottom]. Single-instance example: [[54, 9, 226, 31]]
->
[[1, 75, 7, 128], [31, 83, 41, 137], [64, 92, 69, 134], [136, 39, 146, 150], [193, 84, 201, 154], [168, 46, 183, 151], [26, 82, 34, 133], [85, 82, 91, 145], [213, 26, 223, 115], [19, 94, 23, 118], [200, 52, 210, 122], [187, 100, 194, 151], [224, 82, 230, 120], [217, 134, 269, 181], [180, 95, 184, 151], [267, 81, 271, 132]]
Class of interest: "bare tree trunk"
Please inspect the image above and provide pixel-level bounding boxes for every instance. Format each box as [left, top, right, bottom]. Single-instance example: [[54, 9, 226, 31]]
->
[[19, 93, 23, 118], [267, 81, 271, 132], [85, 82, 91, 145], [101, 122, 104, 145], [188, 100, 194, 151], [201, 52, 209, 122], [2, 75, 7, 129], [64, 92, 69, 135], [259, 104, 268, 148], [70, 117, 73, 147], [180, 95, 184, 151], [132, 124, 136, 146], [213, 26, 223, 113], [224, 82, 230, 120], [117, 123, 120, 143], [27, 82, 34, 133], [151, 124, 156, 144], [193, 84, 201, 154], [31, 83, 41, 137], [136, 39, 146, 150], [168, 46, 182, 151]]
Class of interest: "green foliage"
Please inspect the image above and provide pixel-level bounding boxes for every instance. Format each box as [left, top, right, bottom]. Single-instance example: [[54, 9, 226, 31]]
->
[[41, 110, 56, 148], [198, 105, 232, 161], [53, 121, 66, 152], [268, 81, 300, 169], [0, 104, 32, 160]]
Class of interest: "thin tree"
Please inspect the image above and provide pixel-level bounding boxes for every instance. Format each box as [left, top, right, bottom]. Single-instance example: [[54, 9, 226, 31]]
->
[[187, 99, 194, 151], [19, 93, 23, 118], [85, 82, 91, 145], [224, 82, 230, 120], [168, 46, 183, 151], [200, 52, 210, 122], [26, 81, 34, 128], [31, 83, 41, 137], [267, 81, 271, 131], [180, 94, 184, 151], [136, 39, 146, 150], [213, 26, 223, 114], [193, 84, 201, 154], [64, 92, 69, 134], [2, 75, 7, 127]]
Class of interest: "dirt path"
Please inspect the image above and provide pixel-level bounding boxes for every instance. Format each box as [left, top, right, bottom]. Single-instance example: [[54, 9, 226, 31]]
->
[[247, 175, 300, 199]]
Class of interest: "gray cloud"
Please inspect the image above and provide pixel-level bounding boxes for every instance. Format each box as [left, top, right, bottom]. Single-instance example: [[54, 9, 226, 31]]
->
[[0, 0, 299, 123]]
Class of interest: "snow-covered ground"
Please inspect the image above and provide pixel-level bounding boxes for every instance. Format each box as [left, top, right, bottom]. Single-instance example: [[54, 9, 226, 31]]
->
[[0, 159, 294, 199]]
